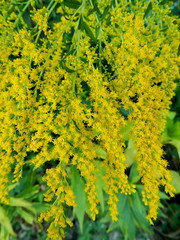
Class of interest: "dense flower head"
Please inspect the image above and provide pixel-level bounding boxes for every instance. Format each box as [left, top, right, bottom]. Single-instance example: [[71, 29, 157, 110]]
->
[[0, 0, 179, 238]]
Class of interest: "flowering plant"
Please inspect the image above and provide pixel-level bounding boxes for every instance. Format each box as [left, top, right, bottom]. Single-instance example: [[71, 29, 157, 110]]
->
[[0, 0, 179, 239]]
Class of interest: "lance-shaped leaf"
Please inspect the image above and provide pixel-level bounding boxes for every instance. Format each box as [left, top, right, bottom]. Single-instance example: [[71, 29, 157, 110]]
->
[[0, 207, 16, 237], [64, 0, 81, 9], [72, 167, 87, 232], [144, 2, 152, 19], [78, 15, 96, 41]]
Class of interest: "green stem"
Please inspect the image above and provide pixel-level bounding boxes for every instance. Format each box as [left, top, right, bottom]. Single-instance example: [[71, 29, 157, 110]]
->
[[35, 29, 42, 44], [48, 1, 57, 16], [14, 0, 32, 26], [76, 30, 81, 58], [89, 0, 94, 8], [96, 15, 102, 70], [47, 0, 54, 10], [81, 0, 86, 14]]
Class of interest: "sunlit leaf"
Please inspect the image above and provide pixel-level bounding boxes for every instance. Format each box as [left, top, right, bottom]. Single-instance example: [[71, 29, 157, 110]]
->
[[125, 139, 137, 166], [170, 170, 180, 194], [0, 207, 16, 237]]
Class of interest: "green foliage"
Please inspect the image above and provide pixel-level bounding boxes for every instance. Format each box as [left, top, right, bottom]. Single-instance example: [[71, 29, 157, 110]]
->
[[170, 171, 180, 194], [163, 111, 180, 159], [72, 167, 87, 232], [0, 167, 48, 240], [0, 206, 16, 240], [95, 164, 106, 213], [125, 139, 137, 166]]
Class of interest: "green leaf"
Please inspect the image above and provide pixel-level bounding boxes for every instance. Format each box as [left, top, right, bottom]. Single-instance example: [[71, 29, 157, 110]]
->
[[144, 2, 152, 19], [87, 0, 101, 17], [130, 192, 143, 213], [9, 197, 32, 207], [159, 0, 169, 5], [158, 191, 169, 200], [130, 193, 151, 233], [178, 44, 180, 56], [107, 221, 120, 233], [121, 122, 134, 141], [16, 185, 40, 199], [95, 148, 107, 159], [163, 112, 180, 157], [117, 194, 136, 240], [100, 6, 109, 21], [170, 170, 180, 194], [0, 207, 16, 237], [95, 164, 106, 212], [83, 21, 96, 41], [129, 161, 140, 184], [136, 184, 144, 193], [100, 212, 111, 223], [163, 112, 180, 140], [170, 121, 180, 140], [158, 202, 164, 208], [125, 216, 136, 240], [0, 226, 12, 240], [8, 183, 18, 191], [166, 139, 180, 158], [9, 197, 37, 215], [33, 202, 50, 213], [95, 26, 99, 38], [166, 111, 176, 120], [78, 16, 96, 41], [96, 184, 104, 211], [125, 139, 137, 166], [158, 208, 168, 219], [35, 0, 43, 8], [64, 0, 81, 9], [117, 193, 128, 214], [120, 106, 130, 117], [16, 208, 34, 224], [72, 166, 87, 232]]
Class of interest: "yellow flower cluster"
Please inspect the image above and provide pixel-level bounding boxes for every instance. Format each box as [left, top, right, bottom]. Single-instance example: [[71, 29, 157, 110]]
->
[[38, 165, 75, 240], [31, 7, 49, 35], [103, 1, 179, 222], [0, 0, 179, 238]]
